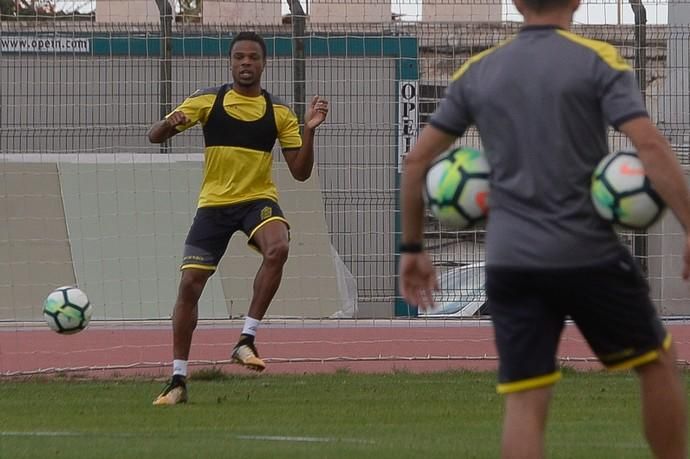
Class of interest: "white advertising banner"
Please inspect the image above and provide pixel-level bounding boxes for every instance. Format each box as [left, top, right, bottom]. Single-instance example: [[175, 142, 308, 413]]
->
[[0, 36, 90, 53]]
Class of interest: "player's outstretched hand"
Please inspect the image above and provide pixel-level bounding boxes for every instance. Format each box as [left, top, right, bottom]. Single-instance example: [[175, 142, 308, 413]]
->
[[166, 111, 190, 128], [399, 252, 438, 310], [305, 96, 329, 130]]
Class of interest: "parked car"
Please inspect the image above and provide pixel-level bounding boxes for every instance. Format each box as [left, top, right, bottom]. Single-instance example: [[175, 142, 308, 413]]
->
[[418, 262, 488, 317]]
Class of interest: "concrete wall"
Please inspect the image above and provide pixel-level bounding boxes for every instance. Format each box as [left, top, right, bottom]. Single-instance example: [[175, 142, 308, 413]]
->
[[1, 53, 399, 319], [203, 1, 282, 25], [651, 4, 690, 314], [647, 209, 689, 316], [95, 0, 282, 24], [661, 3, 690, 147], [640, 167, 690, 315], [309, 0, 391, 23], [0, 160, 342, 321], [93, 1, 504, 24], [422, 0, 502, 22], [96, 0, 160, 23], [0, 163, 76, 321]]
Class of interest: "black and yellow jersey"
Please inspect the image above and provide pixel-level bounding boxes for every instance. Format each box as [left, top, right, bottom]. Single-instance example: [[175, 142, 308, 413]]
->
[[168, 84, 302, 208]]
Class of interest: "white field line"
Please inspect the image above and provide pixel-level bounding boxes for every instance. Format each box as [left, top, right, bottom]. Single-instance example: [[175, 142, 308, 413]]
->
[[2, 317, 689, 332], [0, 431, 374, 444], [0, 431, 647, 449], [236, 434, 374, 444]]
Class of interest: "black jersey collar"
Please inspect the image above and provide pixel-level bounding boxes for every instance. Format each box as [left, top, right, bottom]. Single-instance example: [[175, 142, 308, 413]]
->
[[520, 24, 564, 31]]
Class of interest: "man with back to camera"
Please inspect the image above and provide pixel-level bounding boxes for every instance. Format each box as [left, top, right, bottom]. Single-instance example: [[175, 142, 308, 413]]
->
[[147, 31, 329, 405], [398, 0, 689, 457]]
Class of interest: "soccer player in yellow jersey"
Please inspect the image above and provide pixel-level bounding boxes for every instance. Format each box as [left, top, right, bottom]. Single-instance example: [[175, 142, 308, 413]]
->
[[148, 31, 329, 405]]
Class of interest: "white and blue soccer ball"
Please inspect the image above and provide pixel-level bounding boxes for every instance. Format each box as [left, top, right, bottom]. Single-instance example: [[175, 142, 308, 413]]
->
[[43, 286, 92, 335], [591, 150, 665, 229], [423, 146, 490, 229]]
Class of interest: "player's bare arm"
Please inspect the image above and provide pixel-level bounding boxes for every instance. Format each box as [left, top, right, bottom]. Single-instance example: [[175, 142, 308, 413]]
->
[[283, 96, 329, 181], [399, 125, 456, 309], [147, 111, 190, 144], [620, 116, 690, 279]]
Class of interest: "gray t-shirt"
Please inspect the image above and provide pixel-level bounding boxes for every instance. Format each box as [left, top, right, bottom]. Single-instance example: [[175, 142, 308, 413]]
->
[[430, 25, 648, 268]]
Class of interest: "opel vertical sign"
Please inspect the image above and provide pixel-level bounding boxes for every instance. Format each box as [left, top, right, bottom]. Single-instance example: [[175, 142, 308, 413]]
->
[[398, 81, 418, 173]]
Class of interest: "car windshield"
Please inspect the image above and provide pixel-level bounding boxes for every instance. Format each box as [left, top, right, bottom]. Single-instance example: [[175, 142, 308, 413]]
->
[[430, 264, 486, 315]]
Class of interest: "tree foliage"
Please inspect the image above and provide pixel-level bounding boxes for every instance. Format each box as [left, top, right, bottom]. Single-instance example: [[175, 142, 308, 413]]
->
[[0, 0, 95, 19]]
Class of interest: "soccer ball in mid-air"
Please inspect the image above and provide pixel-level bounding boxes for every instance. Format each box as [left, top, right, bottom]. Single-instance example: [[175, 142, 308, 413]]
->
[[591, 150, 665, 229], [43, 286, 92, 335], [423, 146, 490, 229]]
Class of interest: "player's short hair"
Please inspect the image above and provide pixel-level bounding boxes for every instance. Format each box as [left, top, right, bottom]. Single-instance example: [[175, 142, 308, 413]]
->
[[520, 0, 572, 12], [229, 31, 267, 60]]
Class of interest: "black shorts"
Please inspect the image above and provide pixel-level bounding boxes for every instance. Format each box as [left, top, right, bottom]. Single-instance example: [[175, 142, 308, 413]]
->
[[487, 252, 668, 394], [181, 199, 288, 271]]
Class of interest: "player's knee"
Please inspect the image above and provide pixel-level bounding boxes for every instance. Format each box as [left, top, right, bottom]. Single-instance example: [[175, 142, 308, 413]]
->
[[263, 241, 289, 265], [179, 270, 209, 297]]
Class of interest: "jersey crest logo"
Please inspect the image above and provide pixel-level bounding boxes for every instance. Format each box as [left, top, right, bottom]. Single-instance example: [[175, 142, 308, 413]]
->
[[261, 206, 273, 220]]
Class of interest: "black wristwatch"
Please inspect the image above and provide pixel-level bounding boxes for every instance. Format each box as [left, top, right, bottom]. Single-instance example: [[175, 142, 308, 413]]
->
[[399, 242, 423, 253]]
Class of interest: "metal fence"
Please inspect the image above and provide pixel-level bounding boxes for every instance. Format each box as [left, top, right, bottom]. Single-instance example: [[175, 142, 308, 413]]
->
[[2, 2, 690, 318]]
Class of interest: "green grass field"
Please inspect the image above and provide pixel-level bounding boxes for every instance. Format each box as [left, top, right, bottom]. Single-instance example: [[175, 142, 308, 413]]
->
[[0, 369, 686, 458]]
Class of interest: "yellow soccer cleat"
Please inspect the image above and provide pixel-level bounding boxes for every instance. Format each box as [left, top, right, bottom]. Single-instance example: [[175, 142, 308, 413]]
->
[[231, 342, 266, 372], [152, 377, 188, 405]]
